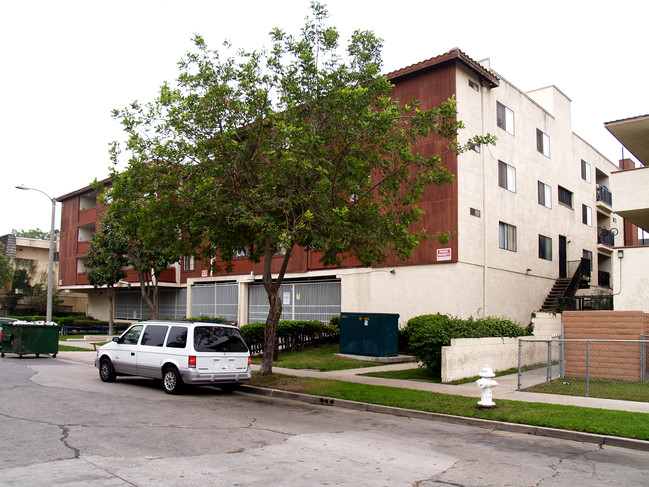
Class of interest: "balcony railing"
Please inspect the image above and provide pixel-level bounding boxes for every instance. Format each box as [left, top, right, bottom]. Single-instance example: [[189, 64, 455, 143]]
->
[[598, 227, 615, 247], [598, 271, 611, 288], [596, 185, 612, 206]]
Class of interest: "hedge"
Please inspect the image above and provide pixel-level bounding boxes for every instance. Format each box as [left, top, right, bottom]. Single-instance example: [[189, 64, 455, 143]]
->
[[240, 320, 339, 355], [404, 314, 533, 376]]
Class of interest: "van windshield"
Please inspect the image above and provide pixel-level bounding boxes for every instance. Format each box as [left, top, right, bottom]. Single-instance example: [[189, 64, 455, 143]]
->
[[193, 326, 248, 353]]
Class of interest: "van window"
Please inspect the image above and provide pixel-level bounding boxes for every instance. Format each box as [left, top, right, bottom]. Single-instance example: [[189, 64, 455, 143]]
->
[[166, 326, 188, 348], [120, 325, 143, 345], [141, 325, 168, 347], [193, 326, 248, 353]]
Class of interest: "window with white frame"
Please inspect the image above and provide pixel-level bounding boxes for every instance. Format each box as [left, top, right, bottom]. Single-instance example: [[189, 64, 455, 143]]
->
[[558, 186, 573, 208], [499, 221, 517, 252], [538, 181, 552, 208], [638, 227, 649, 246], [498, 160, 516, 192], [581, 160, 591, 183], [536, 129, 550, 157], [582, 204, 593, 226], [468, 79, 479, 91], [538, 235, 552, 261], [183, 255, 195, 271], [497, 102, 514, 135]]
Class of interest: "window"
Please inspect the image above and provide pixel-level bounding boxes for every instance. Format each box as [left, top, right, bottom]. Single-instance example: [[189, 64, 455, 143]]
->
[[469, 79, 480, 91], [141, 325, 168, 347], [581, 160, 591, 183], [120, 325, 143, 345], [558, 186, 573, 208], [498, 161, 516, 192], [538, 181, 552, 208], [183, 255, 195, 271], [166, 326, 188, 348], [194, 326, 248, 353], [638, 228, 649, 246], [499, 222, 517, 252], [470, 208, 481, 217], [582, 204, 592, 226], [536, 129, 550, 157], [538, 235, 552, 260], [497, 102, 514, 135]]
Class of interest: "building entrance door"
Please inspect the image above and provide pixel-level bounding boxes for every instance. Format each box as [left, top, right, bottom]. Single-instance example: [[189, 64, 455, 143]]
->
[[559, 235, 567, 278]]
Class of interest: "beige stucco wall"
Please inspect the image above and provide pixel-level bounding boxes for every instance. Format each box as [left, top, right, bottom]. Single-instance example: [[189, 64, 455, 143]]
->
[[613, 246, 649, 312], [339, 263, 555, 326], [455, 65, 619, 320]]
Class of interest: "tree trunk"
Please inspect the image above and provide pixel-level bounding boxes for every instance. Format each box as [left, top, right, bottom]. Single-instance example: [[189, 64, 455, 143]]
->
[[107, 286, 115, 335], [258, 289, 282, 375], [257, 243, 293, 376], [136, 269, 159, 319]]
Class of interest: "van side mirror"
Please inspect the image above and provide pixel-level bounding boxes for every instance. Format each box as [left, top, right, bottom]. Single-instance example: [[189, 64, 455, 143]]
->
[[112, 337, 120, 342]]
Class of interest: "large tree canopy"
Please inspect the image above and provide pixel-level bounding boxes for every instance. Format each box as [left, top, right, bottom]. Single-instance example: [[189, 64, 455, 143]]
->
[[111, 2, 494, 374]]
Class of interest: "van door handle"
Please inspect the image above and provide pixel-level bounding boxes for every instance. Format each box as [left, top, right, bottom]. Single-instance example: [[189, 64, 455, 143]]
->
[[131, 352, 135, 356]]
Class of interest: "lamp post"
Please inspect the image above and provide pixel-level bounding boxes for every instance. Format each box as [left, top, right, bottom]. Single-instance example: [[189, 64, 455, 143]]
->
[[15, 186, 57, 323]]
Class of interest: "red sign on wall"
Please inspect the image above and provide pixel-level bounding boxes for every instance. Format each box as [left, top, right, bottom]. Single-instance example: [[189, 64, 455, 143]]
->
[[437, 248, 452, 261]]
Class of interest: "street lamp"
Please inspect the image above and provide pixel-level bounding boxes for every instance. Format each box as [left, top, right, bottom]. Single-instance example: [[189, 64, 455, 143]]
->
[[15, 185, 57, 323]]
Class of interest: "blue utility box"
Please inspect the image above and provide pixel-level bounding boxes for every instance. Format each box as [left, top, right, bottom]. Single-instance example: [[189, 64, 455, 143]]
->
[[339, 312, 399, 357]]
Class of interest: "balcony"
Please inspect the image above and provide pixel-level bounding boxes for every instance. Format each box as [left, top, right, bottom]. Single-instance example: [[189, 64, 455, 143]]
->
[[78, 206, 98, 224], [596, 185, 612, 207], [76, 241, 90, 255], [597, 227, 615, 247]]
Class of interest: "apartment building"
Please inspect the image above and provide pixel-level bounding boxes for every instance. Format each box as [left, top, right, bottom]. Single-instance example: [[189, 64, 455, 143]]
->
[[58, 48, 621, 326]]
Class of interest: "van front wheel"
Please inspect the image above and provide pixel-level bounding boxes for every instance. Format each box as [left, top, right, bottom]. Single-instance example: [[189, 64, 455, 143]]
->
[[162, 366, 183, 394]]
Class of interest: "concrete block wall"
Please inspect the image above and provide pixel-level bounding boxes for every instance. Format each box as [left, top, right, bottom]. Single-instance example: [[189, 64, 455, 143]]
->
[[562, 311, 649, 382], [440, 313, 562, 382]]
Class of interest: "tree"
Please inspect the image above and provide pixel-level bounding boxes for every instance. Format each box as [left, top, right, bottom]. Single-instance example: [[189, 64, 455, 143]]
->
[[0, 244, 12, 289], [85, 219, 128, 334], [111, 2, 494, 374], [12, 228, 53, 240], [95, 161, 187, 320]]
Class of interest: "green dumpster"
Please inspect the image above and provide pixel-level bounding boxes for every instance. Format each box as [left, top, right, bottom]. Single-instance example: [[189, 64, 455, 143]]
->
[[339, 312, 399, 357], [0, 321, 59, 358]]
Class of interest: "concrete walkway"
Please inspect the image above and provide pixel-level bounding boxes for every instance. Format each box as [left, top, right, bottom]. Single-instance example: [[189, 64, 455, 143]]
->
[[55, 344, 649, 414]]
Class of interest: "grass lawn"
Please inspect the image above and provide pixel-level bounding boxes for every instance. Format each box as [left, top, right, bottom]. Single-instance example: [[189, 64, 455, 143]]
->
[[251, 343, 383, 371], [360, 365, 526, 385], [58, 344, 94, 352], [249, 373, 649, 441], [524, 378, 649, 403]]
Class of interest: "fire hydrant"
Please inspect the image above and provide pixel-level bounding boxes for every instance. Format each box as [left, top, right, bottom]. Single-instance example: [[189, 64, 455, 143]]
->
[[476, 365, 498, 408]]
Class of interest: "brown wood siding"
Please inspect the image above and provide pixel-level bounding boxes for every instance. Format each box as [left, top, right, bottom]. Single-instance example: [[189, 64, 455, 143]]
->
[[59, 197, 80, 286], [60, 61, 461, 283]]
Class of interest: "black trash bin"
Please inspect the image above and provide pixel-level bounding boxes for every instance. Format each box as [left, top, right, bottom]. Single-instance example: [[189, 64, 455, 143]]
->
[[0, 321, 59, 358]]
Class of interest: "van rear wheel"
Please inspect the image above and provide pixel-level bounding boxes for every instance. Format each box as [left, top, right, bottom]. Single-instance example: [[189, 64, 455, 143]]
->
[[162, 366, 184, 394]]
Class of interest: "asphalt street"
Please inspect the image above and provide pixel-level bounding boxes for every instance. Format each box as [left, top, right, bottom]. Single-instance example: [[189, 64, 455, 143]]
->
[[1, 355, 648, 486]]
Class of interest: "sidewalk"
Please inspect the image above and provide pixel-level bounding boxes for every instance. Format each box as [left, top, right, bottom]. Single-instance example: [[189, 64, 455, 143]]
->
[[56, 346, 649, 414]]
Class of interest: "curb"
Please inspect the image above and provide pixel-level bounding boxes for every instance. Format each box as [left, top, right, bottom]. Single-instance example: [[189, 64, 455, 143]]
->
[[239, 385, 649, 452]]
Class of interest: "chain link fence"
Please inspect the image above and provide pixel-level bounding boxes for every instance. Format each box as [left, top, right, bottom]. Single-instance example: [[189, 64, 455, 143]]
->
[[518, 338, 649, 402]]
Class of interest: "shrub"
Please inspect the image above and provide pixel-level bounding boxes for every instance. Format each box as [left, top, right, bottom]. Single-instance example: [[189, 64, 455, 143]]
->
[[184, 316, 230, 323], [239, 320, 339, 354], [404, 314, 533, 377]]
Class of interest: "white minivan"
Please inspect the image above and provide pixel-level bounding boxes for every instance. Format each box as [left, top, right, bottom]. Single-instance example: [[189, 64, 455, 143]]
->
[[95, 321, 252, 394]]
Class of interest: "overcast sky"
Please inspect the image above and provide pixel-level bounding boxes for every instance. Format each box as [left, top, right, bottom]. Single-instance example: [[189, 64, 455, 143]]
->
[[1, 0, 646, 236]]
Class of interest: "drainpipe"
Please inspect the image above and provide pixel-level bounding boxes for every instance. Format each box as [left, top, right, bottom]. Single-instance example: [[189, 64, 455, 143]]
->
[[481, 81, 488, 317]]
